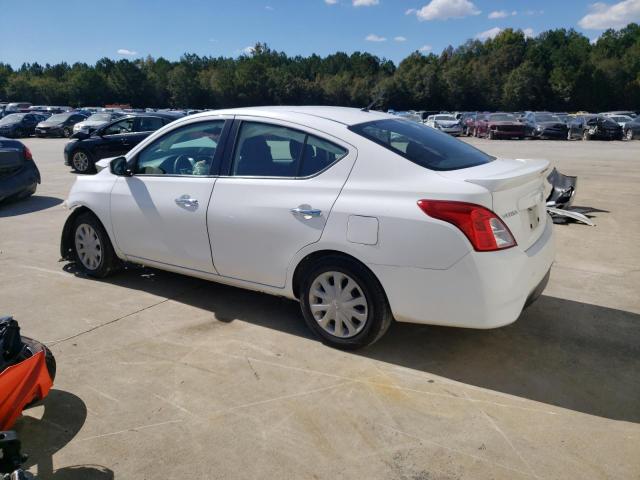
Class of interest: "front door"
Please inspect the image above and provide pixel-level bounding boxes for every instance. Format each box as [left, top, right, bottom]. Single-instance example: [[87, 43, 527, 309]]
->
[[110, 119, 228, 273], [208, 118, 355, 288]]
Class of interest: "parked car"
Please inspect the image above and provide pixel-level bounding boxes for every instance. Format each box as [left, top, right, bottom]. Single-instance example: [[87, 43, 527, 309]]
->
[[0, 137, 40, 203], [73, 112, 124, 135], [601, 111, 637, 119], [0, 113, 40, 138], [623, 116, 640, 140], [64, 113, 178, 173], [459, 112, 477, 136], [474, 113, 525, 139], [2, 103, 32, 117], [567, 115, 623, 141], [522, 112, 568, 139], [35, 112, 88, 138], [426, 114, 463, 136], [606, 114, 634, 129], [59, 106, 554, 349]]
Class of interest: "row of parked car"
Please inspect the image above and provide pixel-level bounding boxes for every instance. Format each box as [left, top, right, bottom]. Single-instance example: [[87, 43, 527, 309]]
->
[[392, 109, 640, 141]]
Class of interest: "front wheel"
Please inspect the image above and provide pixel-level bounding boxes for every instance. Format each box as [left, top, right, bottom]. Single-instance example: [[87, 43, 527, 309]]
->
[[300, 256, 392, 350], [582, 130, 590, 141], [63, 127, 72, 138], [72, 212, 121, 278], [626, 129, 634, 140], [488, 129, 495, 140]]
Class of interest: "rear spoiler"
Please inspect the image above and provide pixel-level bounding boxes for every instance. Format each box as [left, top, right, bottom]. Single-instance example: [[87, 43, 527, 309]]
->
[[464, 159, 550, 192]]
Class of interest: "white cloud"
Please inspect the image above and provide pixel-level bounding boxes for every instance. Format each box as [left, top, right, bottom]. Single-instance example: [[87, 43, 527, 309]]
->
[[523, 9, 544, 15], [365, 33, 387, 42], [394, 36, 407, 42], [410, 0, 480, 21], [265, 5, 274, 10], [522, 27, 535, 38], [475, 27, 503, 40], [578, 0, 640, 29], [353, 0, 379, 6], [325, 0, 338, 4], [117, 48, 137, 56], [488, 10, 507, 18], [419, 44, 433, 52], [241, 46, 255, 55]]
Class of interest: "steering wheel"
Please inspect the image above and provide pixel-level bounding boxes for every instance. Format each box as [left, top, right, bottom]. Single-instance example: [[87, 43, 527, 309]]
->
[[173, 154, 194, 175]]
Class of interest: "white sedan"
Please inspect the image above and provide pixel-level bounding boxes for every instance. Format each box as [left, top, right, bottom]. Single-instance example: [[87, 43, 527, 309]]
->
[[60, 106, 554, 349], [425, 114, 464, 136]]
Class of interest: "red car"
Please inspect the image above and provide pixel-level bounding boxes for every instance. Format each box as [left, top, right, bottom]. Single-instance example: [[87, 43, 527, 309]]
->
[[474, 112, 525, 139]]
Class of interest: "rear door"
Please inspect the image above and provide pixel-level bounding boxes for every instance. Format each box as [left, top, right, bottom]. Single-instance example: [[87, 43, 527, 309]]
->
[[207, 118, 355, 287]]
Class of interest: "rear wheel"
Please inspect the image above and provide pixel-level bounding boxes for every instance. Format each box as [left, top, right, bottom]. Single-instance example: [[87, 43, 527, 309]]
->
[[300, 256, 392, 350], [567, 130, 572, 140], [71, 150, 94, 173], [72, 212, 120, 278], [488, 129, 495, 140]]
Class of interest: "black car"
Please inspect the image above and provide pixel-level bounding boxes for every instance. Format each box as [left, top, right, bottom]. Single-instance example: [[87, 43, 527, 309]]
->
[[35, 112, 88, 138], [567, 115, 623, 141], [64, 113, 179, 173], [0, 137, 40, 203], [623, 117, 640, 140], [522, 112, 568, 139], [0, 114, 41, 138]]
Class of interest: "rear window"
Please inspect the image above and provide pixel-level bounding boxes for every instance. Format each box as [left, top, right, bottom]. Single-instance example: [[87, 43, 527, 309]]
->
[[349, 118, 494, 171]]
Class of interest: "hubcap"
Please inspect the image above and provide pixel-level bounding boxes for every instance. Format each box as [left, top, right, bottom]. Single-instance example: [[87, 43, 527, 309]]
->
[[75, 223, 102, 270], [73, 152, 89, 171], [627, 130, 633, 140], [308, 271, 368, 339]]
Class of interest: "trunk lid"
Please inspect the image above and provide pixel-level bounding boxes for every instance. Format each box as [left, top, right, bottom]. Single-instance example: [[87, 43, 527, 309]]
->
[[0, 144, 24, 178], [438, 158, 549, 251]]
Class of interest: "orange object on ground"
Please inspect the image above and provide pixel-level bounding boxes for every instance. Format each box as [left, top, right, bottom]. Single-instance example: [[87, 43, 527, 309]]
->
[[0, 350, 53, 430]]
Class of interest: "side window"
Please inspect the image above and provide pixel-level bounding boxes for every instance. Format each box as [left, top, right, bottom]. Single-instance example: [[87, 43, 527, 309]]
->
[[134, 120, 224, 176], [299, 135, 347, 177], [232, 122, 305, 177], [136, 116, 165, 132], [103, 118, 134, 135]]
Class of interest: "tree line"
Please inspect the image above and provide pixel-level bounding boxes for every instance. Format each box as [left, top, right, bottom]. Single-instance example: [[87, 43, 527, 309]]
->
[[1, 24, 639, 112]]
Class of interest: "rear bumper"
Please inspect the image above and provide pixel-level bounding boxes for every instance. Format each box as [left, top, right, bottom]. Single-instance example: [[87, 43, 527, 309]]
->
[[0, 163, 40, 202], [371, 215, 555, 329]]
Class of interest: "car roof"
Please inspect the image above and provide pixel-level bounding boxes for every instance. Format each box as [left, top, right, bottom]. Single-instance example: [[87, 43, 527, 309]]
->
[[197, 106, 392, 127]]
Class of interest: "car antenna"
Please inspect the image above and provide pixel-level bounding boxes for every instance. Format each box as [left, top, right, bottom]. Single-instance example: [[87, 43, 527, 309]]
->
[[361, 91, 384, 112]]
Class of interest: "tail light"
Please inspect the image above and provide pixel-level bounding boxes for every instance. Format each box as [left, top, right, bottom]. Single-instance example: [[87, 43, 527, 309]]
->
[[23, 147, 33, 161], [417, 200, 516, 252]]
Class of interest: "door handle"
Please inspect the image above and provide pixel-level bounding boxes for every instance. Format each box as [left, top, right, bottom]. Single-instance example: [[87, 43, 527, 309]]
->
[[290, 207, 322, 218], [175, 195, 199, 207]]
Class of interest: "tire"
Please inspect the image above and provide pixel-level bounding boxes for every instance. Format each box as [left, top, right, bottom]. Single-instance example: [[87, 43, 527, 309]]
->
[[300, 255, 393, 350], [71, 149, 94, 173], [72, 212, 121, 278], [582, 130, 590, 141], [488, 129, 495, 140], [626, 129, 634, 140], [567, 130, 572, 140], [63, 127, 72, 138]]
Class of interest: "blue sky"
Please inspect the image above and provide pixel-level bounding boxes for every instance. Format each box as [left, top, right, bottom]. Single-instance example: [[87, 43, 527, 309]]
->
[[1, 0, 638, 68]]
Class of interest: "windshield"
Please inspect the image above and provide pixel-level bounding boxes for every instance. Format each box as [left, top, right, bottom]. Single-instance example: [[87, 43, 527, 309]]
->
[[48, 113, 72, 122], [534, 114, 559, 122], [0, 114, 25, 125], [434, 115, 456, 121], [489, 114, 516, 122], [349, 118, 494, 171], [87, 113, 111, 122]]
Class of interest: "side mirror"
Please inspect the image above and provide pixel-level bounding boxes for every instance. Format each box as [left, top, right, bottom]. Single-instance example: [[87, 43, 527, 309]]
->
[[72, 131, 90, 140], [110, 156, 133, 176]]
